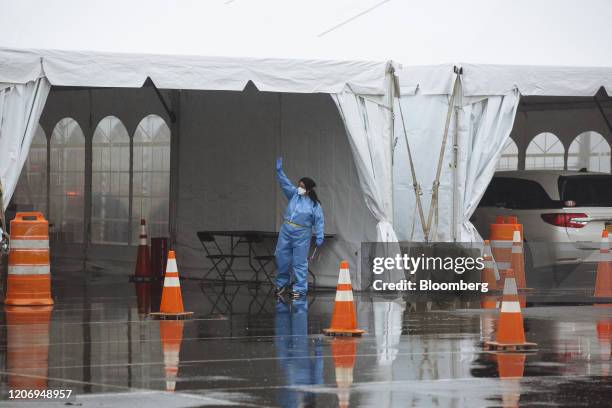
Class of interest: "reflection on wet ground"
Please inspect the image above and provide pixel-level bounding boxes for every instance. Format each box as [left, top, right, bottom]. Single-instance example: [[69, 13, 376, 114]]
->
[[0, 266, 610, 407]]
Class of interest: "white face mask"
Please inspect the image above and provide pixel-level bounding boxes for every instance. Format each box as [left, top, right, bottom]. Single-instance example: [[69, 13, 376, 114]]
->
[[297, 187, 307, 196]]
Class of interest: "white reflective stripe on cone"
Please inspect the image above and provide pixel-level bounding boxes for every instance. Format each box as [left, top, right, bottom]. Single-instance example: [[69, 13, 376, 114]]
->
[[140, 237, 147, 245], [511, 246, 522, 254], [335, 290, 354, 302], [9, 240, 49, 249], [491, 240, 513, 248], [8, 265, 50, 275], [338, 268, 351, 284], [166, 258, 178, 272], [484, 260, 495, 268], [501, 301, 521, 313], [497, 262, 512, 270], [164, 277, 180, 287], [503, 277, 519, 295]]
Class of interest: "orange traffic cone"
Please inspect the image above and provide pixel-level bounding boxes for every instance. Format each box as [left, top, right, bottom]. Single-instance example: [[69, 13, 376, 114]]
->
[[5, 306, 53, 389], [496, 353, 526, 408], [484, 269, 537, 351], [4, 212, 53, 306], [159, 320, 185, 391], [331, 338, 357, 408], [150, 250, 193, 319], [131, 219, 152, 282], [482, 240, 499, 291], [324, 261, 364, 336], [594, 230, 612, 298]]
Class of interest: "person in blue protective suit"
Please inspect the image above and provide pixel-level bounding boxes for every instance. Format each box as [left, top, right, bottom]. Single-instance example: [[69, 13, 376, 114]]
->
[[275, 157, 324, 300]]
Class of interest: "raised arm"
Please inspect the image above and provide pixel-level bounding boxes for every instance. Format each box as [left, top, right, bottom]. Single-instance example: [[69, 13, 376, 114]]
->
[[276, 157, 297, 200], [313, 204, 325, 246]]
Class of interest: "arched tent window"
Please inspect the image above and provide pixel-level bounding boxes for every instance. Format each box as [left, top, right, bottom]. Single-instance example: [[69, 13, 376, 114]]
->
[[567, 131, 611, 173], [496, 138, 519, 170], [132, 115, 170, 244], [50, 118, 85, 243], [92, 116, 130, 244], [525, 132, 565, 170], [12, 125, 47, 214]]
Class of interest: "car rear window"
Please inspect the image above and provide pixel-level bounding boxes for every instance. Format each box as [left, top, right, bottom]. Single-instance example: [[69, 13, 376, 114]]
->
[[479, 177, 562, 209], [558, 175, 612, 207]]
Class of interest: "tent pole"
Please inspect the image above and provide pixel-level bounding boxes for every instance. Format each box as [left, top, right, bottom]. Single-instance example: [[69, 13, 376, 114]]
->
[[84, 89, 93, 260], [387, 62, 396, 227], [168, 90, 181, 246], [452, 107, 459, 242], [452, 66, 463, 242]]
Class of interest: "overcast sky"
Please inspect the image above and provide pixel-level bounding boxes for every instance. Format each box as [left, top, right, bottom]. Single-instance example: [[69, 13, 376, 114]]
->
[[1, 0, 611, 66]]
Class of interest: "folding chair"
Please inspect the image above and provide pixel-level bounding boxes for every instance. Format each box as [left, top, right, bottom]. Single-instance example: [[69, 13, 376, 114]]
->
[[196, 231, 240, 285], [243, 232, 275, 287]]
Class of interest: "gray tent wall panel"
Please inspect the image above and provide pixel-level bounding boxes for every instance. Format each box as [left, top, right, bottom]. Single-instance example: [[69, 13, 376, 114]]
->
[[176, 88, 377, 288], [509, 96, 612, 169], [37, 85, 375, 288]]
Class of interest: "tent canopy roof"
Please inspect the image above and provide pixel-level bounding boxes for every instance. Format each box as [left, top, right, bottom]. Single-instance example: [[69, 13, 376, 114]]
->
[[0, 47, 389, 94], [397, 63, 612, 97], [3, 47, 612, 98]]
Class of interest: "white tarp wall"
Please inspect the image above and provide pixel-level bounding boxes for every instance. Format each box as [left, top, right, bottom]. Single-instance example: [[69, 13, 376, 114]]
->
[[0, 78, 50, 211], [393, 66, 520, 242], [332, 80, 404, 286]]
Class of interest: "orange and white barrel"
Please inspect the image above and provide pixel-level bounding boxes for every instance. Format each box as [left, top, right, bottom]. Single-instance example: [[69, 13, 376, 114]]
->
[[5, 212, 53, 306], [490, 216, 523, 284]]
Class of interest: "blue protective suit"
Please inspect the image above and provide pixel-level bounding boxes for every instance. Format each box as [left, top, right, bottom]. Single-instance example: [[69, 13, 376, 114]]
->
[[275, 166, 324, 295]]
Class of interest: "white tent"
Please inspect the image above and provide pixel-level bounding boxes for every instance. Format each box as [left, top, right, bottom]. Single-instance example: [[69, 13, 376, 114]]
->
[[1, 47, 612, 288], [393, 64, 612, 243]]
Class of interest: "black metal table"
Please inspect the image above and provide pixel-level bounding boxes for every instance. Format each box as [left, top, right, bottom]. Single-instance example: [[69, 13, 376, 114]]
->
[[199, 230, 335, 289]]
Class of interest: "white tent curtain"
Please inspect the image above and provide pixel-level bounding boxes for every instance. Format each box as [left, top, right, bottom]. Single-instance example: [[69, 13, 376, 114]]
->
[[457, 92, 520, 241], [0, 77, 51, 211], [332, 90, 398, 243], [393, 85, 519, 243]]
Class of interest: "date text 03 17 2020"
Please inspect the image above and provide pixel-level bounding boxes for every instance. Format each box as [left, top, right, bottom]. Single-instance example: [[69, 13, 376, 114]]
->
[[7, 389, 74, 400]]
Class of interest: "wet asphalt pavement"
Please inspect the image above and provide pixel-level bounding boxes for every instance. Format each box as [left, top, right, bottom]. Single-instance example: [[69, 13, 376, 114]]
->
[[0, 264, 610, 407]]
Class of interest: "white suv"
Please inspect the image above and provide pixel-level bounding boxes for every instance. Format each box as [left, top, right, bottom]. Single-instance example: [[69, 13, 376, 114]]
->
[[472, 170, 612, 267]]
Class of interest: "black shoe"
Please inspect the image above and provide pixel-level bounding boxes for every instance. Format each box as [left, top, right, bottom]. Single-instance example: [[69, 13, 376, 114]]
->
[[275, 285, 289, 297]]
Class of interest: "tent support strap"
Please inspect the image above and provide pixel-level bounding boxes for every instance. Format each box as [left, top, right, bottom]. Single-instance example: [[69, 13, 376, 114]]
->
[[424, 68, 461, 241]]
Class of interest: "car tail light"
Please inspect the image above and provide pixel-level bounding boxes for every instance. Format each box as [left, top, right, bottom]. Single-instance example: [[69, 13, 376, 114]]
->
[[541, 213, 587, 228]]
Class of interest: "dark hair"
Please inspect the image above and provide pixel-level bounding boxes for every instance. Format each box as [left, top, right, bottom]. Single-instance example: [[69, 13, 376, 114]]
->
[[299, 177, 320, 205]]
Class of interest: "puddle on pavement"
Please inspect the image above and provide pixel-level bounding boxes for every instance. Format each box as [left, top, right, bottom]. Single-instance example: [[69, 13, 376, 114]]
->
[[0, 268, 609, 407]]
